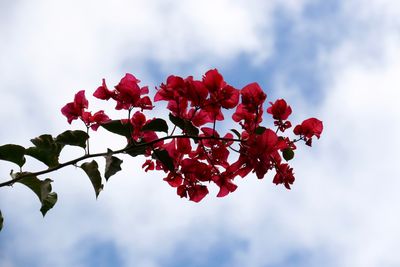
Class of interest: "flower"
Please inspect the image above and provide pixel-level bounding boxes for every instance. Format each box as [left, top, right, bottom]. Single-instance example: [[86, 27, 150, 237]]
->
[[81, 110, 110, 130], [61, 90, 88, 124], [294, 118, 323, 146], [94, 74, 153, 111], [232, 82, 266, 131], [267, 99, 292, 120], [273, 163, 295, 189]]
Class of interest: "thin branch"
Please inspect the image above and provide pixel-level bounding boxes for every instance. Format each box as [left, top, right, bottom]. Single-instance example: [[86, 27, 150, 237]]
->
[[0, 134, 242, 188]]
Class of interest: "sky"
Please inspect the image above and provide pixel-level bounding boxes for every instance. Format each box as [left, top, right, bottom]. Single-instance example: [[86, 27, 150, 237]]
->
[[0, 0, 400, 266]]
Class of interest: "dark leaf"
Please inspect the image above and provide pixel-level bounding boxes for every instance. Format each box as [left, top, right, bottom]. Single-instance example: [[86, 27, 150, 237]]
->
[[152, 149, 174, 172], [101, 120, 132, 139], [0, 210, 3, 232], [230, 129, 241, 139], [282, 148, 295, 161], [255, 126, 267, 135], [104, 150, 123, 181], [169, 113, 185, 129], [0, 144, 26, 167], [142, 118, 169, 133], [40, 192, 57, 216], [183, 120, 200, 137], [169, 113, 199, 137], [25, 134, 63, 167], [55, 130, 89, 148], [125, 142, 147, 157], [17, 174, 58, 217], [81, 160, 103, 198]]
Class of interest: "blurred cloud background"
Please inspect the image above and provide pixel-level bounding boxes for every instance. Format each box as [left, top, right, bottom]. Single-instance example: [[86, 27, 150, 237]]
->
[[1, 0, 400, 266]]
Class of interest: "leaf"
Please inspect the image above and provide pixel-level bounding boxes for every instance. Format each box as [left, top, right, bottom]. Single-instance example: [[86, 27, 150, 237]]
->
[[169, 113, 199, 136], [25, 134, 63, 167], [55, 130, 89, 148], [168, 113, 185, 129], [17, 174, 58, 216], [255, 126, 267, 135], [152, 149, 174, 172], [142, 118, 169, 133], [230, 129, 241, 139], [125, 142, 147, 157], [104, 150, 123, 181], [282, 148, 295, 161], [0, 144, 26, 167], [81, 160, 103, 198], [101, 120, 132, 139], [40, 192, 57, 216], [0, 210, 3, 232]]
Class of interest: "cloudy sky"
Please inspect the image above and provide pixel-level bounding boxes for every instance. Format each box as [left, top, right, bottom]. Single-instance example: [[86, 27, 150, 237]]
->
[[1, 0, 400, 266]]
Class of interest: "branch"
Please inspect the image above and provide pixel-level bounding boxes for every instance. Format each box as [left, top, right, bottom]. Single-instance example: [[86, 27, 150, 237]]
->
[[0, 134, 242, 188]]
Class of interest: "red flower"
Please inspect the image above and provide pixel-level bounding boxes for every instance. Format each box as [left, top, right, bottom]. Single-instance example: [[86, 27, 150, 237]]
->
[[154, 75, 185, 102], [188, 184, 209, 202], [163, 172, 183, 187], [185, 77, 209, 107], [272, 163, 295, 189], [81, 110, 110, 130], [229, 129, 287, 179], [93, 79, 113, 100], [142, 159, 155, 172], [202, 69, 239, 120], [219, 85, 239, 109], [113, 74, 142, 110], [177, 137, 192, 154], [267, 99, 292, 120], [212, 173, 238, 197], [61, 90, 88, 124], [294, 118, 323, 146], [240, 82, 266, 111], [232, 83, 266, 131], [176, 182, 209, 202], [94, 75, 153, 111], [202, 69, 225, 93], [181, 158, 212, 182]]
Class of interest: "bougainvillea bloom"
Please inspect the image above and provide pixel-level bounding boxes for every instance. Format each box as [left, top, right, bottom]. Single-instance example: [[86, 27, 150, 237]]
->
[[294, 118, 323, 146], [61, 90, 88, 124], [267, 99, 292, 120], [94, 74, 153, 111], [232, 82, 266, 131], [61, 69, 323, 203], [273, 163, 295, 189], [93, 79, 113, 100], [81, 110, 110, 130], [62, 90, 110, 130]]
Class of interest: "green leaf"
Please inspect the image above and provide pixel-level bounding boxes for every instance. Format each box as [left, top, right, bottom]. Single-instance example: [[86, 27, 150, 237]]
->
[[17, 174, 58, 217], [104, 150, 123, 181], [169, 113, 199, 137], [255, 126, 267, 135], [101, 120, 132, 139], [282, 148, 295, 161], [230, 129, 241, 139], [81, 160, 103, 198], [40, 192, 57, 216], [55, 130, 89, 148], [25, 134, 63, 167], [152, 149, 174, 172], [125, 142, 147, 157], [169, 113, 185, 129], [0, 144, 26, 167], [142, 118, 169, 133], [0, 210, 3, 232]]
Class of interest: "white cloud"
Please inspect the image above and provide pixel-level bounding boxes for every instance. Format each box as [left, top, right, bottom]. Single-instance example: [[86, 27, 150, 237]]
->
[[1, 0, 400, 267]]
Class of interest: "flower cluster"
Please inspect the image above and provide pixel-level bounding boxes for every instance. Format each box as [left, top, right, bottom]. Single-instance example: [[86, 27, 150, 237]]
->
[[62, 69, 323, 202], [61, 90, 110, 130]]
